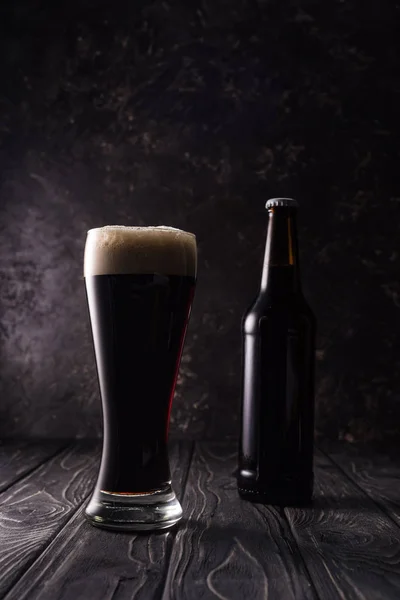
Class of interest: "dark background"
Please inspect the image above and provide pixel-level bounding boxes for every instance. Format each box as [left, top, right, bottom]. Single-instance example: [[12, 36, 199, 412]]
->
[[0, 0, 399, 444]]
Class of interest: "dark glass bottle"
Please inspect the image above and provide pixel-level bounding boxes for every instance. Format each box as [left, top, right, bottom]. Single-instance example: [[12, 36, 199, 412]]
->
[[238, 198, 316, 506]]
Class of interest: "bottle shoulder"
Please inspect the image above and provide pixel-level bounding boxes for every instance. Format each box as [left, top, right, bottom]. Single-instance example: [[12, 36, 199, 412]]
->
[[243, 292, 315, 334]]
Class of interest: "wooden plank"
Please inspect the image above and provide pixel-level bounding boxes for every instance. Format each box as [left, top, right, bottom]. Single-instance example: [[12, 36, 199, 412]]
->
[[0, 440, 66, 493], [325, 446, 400, 528], [0, 441, 99, 598], [284, 451, 400, 600], [162, 442, 316, 600], [5, 441, 193, 600]]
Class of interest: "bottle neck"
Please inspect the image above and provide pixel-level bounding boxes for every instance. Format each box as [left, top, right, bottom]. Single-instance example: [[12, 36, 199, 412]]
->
[[260, 207, 301, 294]]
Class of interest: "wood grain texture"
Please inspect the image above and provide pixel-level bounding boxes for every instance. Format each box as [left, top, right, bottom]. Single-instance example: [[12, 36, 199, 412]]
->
[[162, 442, 316, 600], [3, 442, 400, 600], [326, 447, 400, 528], [0, 440, 66, 493], [0, 441, 99, 598], [5, 441, 193, 600], [285, 451, 400, 600]]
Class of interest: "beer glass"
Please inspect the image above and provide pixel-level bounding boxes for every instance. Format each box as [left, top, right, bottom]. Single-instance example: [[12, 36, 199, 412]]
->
[[84, 226, 196, 530]]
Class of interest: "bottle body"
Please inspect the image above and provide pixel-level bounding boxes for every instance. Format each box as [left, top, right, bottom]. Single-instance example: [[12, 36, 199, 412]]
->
[[238, 201, 316, 506]]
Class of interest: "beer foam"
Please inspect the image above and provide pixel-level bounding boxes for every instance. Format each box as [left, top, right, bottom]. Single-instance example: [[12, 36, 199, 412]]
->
[[84, 226, 197, 277]]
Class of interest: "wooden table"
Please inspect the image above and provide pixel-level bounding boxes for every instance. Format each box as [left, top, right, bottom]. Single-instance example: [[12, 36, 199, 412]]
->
[[0, 440, 399, 599]]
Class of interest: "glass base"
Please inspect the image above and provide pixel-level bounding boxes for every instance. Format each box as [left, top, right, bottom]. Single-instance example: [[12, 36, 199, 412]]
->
[[85, 486, 182, 531]]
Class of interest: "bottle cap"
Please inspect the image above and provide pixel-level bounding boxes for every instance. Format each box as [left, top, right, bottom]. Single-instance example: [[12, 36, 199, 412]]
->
[[265, 198, 298, 209]]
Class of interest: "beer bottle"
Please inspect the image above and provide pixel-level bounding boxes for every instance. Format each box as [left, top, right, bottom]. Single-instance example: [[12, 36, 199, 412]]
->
[[238, 198, 316, 506]]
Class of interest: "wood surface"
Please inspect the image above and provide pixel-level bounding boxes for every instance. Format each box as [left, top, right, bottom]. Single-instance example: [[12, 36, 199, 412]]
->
[[0, 440, 66, 493], [1, 442, 400, 600], [0, 441, 99, 598], [284, 451, 400, 600], [163, 442, 316, 600], [5, 442, 193, 600], [326, 446, 400, 528]]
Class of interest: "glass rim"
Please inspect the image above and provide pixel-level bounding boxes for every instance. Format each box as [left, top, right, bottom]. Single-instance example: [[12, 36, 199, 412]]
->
[[86, 225, 196, 238]]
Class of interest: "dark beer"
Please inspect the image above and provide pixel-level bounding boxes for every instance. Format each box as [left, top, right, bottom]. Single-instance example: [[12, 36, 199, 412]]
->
[[84, 225, 196, 530], [85, 273, 195, 493], [238, 198, 316, 506]]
